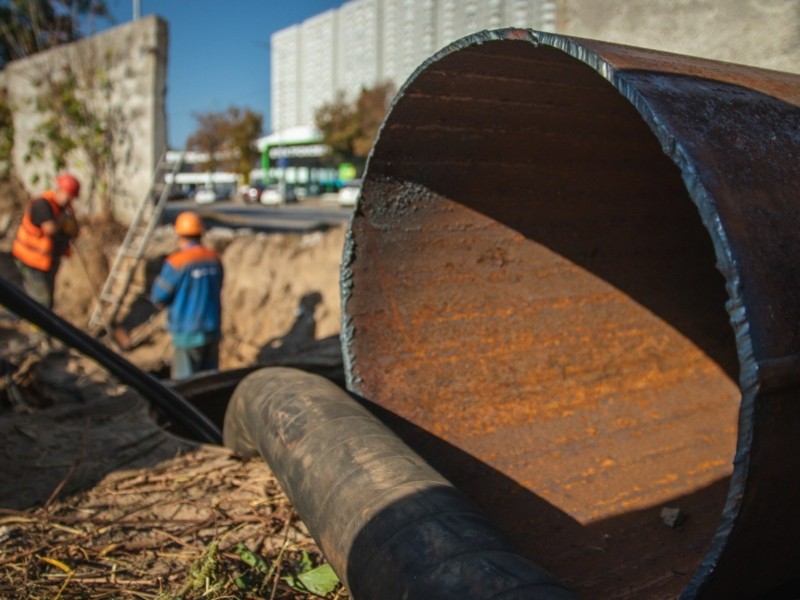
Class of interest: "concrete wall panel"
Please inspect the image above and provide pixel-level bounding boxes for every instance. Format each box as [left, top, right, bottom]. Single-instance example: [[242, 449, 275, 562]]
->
[[0, 16, 168, 225]]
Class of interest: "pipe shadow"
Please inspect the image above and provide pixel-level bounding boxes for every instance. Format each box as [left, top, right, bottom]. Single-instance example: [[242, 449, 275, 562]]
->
[[0, 373, 195, 511], [258, 291, 324, 360], [254, 291, 344, 379], [354, 393, 733, 599]]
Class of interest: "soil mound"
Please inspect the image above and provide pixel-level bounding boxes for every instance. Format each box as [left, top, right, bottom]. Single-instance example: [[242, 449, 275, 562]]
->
[[0, 176, 351, 598]]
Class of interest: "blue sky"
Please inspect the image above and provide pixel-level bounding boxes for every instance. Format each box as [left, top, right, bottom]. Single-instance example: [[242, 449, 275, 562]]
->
[[101, 0, 345, 148]]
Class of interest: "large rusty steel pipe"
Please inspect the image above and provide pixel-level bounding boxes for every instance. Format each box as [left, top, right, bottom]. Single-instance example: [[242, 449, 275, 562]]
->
[[342, 29, 800, 599], [223, 367, 578, 600]]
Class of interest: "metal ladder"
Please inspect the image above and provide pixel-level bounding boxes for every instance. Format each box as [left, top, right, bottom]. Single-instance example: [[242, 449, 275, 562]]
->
[[89, 151, 185, 333]]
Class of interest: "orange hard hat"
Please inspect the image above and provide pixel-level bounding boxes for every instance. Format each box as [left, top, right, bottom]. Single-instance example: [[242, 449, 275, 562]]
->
[[175, 211, 205, 237], [55, 173, 80, 197]]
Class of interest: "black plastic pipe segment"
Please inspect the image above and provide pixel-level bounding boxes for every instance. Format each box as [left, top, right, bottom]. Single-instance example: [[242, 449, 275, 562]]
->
[[341, 28, 800, 600], [0, 275, 221, 444], [223, 366, 578, 600]]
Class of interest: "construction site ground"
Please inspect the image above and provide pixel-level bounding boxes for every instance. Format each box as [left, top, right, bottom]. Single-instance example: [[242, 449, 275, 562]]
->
[[0, 177, 350, 599]]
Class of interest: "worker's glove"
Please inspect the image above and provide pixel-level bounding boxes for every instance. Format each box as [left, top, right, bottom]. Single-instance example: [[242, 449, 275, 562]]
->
[[60, 213, 80, 238]]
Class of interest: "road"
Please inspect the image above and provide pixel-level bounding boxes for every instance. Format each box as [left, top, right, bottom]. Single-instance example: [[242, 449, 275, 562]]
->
[[161, 197, 353, 233]]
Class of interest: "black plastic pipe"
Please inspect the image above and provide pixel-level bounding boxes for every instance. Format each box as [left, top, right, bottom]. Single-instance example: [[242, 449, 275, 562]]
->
[[0, 275, 221, 444], [223, 366, 578, 600]]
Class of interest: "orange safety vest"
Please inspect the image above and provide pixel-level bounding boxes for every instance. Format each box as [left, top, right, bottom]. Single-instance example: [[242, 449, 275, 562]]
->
[[11, 192, 63, 272]]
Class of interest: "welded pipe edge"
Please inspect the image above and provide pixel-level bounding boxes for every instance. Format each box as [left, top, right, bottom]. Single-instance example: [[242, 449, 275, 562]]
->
[[0, 275, 221, 444], [532, 30, 756, 599], [223, 366, 578, 600]]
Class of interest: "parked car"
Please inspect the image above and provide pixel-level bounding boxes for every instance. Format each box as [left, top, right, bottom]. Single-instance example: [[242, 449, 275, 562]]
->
[[216, 186, 234, 201], [283, 184, 299, 203], [242, 183, 265, 203], [260, 184, 297, 205], [194, 186, 218, 204], [293, 186, 308, 201], [338, 179, 361, 207], [167, 186, 190, 201]]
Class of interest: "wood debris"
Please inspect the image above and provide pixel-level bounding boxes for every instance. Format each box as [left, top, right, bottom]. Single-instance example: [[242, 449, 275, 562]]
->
[[0, 445, 348, 599]]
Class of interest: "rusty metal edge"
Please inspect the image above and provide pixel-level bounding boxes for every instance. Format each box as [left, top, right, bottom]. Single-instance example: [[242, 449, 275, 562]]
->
[[534, 31, 757, 600]]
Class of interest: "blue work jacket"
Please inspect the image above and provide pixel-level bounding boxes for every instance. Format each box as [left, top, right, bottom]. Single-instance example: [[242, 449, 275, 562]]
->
[[151, 243, 223, 340]]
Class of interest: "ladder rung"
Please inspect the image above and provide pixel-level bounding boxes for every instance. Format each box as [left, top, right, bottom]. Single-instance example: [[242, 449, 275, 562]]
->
[[89, 150, 178, 332], [125, 237, 147, 250]]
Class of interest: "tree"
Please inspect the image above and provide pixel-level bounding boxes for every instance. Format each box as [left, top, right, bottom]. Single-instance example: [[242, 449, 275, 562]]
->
[[186, 106, 263, 180], [315, 81, 395, 163], [227, 107, 263, 178], [0, 0, 111, 68], [314, 91, 360, 160], [353, 82, 395, 157]]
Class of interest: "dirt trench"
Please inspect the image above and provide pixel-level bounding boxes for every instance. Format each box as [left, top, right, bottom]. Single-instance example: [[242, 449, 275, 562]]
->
[[101, 223, 347, 376], [0, 177, 351, 598], [0, 171, 346, 376]]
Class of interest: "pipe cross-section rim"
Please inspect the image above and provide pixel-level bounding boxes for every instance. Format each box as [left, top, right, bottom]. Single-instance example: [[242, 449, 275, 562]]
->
[[342, 28, 800, 599]]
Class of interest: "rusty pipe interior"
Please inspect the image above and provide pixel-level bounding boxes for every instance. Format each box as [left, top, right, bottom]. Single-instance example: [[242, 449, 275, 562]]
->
[[341, 30, 800, 599]]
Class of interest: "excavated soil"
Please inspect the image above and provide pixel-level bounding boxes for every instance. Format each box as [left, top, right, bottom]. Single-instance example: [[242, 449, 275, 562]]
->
[[0, 176, 350, 598]]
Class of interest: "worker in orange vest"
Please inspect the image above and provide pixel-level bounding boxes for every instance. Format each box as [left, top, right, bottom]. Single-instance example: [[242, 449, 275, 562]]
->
[[12, 173, 81, 309]]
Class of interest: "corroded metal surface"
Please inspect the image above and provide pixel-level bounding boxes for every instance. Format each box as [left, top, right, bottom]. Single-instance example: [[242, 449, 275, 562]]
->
[[341, 29, 800, 599]]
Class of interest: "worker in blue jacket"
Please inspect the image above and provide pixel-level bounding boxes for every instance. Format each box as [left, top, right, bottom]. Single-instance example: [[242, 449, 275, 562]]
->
[[151, 211, 224, 379]]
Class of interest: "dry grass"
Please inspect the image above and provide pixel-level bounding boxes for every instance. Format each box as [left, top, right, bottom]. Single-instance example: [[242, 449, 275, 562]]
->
[[0, 196, 350, 598], [0, 445, 348, 599]]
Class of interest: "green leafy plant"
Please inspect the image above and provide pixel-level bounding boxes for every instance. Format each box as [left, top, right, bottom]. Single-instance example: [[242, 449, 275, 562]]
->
[[0, 86, 13, 177], [233, 542, 342, 597], [26, 47, 122, 214], [176, 540, 225, 598], [282, 550, 341, 597], [233, 541, 274, 592]]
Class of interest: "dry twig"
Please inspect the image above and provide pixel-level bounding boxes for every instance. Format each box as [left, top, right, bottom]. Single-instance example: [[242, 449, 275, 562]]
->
[[0, 446, 348, 599]]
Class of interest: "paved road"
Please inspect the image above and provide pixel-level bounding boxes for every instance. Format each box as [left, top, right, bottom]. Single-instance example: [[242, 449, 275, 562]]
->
[[161, 197, 353, 233]]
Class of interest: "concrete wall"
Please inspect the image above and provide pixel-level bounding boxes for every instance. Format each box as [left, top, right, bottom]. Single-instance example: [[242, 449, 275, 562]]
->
[[0, 16, 168, 225], [556, 0, 800, 73]]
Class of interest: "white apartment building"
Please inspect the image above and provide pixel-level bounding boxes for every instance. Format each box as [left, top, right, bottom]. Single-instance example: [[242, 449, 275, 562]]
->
[[270, 0, 556, 134], [269, 0, 800, 136]]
